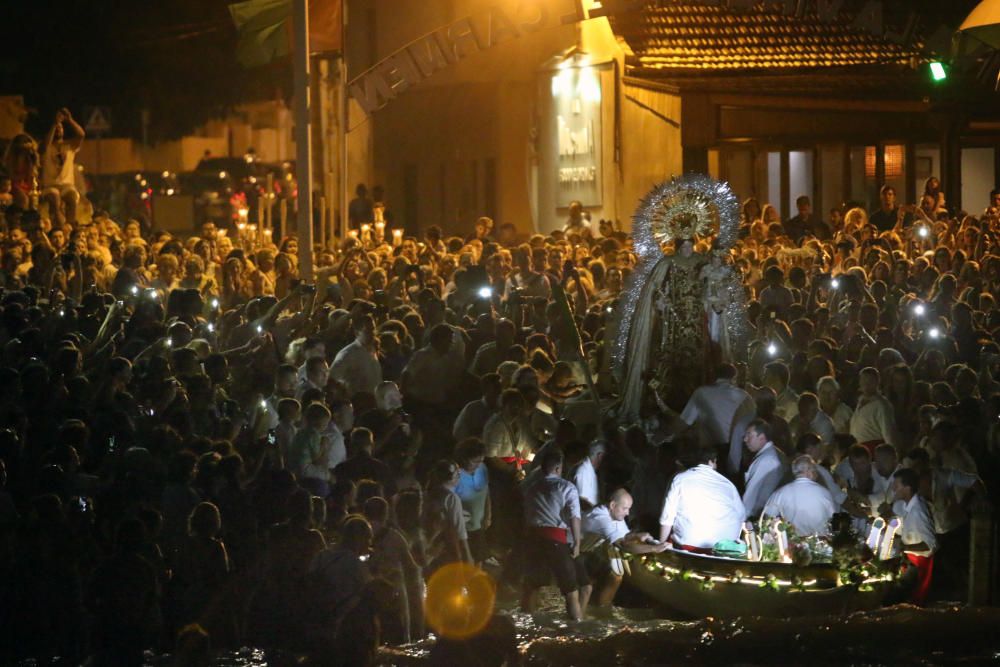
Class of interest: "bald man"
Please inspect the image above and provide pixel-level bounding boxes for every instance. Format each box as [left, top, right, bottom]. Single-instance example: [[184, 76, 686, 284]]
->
[[581, 488, 668, 608]]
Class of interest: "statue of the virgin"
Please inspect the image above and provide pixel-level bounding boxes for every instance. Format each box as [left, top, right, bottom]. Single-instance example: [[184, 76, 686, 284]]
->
[[611, 175, 750, 421]]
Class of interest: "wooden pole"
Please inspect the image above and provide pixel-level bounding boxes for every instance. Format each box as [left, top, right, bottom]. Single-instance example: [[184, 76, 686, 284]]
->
[[340, 50, 350, 243]]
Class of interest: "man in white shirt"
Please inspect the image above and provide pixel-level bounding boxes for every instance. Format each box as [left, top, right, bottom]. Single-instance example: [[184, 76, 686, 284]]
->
[[331, 314, 382, 397], [892, 468, 937, 605], [522, 448, 591, 621], [763, 455, 837, 535], [902, 447, 985, 601], [839, 443, 894, 538], [869, 443, 901, 515], [572, 440, 606, 510], [903, 448, 985, 535], [675, 364, 756, 476], [741, 419, 790, 520], [581, 488, 668, 607], [850, 367, 900, 453], [795, 433, 846, 505], [659, 444, 745, 550], [789, 392, 835, 447]]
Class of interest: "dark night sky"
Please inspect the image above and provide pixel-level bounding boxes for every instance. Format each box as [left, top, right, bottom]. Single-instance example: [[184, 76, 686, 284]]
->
[[0, 0, 289, 142], [0, 0, 983, 142]]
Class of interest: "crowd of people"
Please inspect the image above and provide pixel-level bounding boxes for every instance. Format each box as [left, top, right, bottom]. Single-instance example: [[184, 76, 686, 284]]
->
[[0, 124, 997, 664]]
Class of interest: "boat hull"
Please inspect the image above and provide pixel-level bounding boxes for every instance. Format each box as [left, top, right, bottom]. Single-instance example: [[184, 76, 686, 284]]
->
[[627, 548, 896, 619]]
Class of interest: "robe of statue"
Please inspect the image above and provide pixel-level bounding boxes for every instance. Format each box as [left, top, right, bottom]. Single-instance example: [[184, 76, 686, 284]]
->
[[619, 251, 712, 418], [701, 258, 744, 365]]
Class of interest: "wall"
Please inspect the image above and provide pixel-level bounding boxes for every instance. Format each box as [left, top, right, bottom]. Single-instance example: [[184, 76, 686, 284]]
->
[[351, 0, 686, 236], [363, 0, 584, 236], [961, 147, 996, 213], [618, 82, 683, 230], [76, 99, 292, 175], [77, 138, 143, 174]]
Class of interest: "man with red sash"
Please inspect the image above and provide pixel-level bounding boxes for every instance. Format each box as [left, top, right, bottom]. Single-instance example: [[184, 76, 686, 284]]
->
[[892, 467, 937, 605], [521, 447, 591, 620]]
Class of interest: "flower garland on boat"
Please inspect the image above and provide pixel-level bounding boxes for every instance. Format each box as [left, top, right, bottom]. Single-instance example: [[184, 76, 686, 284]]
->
[[634, 515, 900, 593]]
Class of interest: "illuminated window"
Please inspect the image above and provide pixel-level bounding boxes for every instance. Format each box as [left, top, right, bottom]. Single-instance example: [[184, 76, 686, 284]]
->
[[884, 145, 904, 179]]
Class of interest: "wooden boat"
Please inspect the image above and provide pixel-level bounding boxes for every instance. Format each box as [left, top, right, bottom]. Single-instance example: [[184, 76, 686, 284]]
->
[[626, 546, 899, 619]]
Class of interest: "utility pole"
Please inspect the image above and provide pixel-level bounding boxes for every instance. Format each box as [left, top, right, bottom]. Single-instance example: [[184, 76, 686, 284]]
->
[[339, 1, 350, 240], [293, 0, 314, 280]]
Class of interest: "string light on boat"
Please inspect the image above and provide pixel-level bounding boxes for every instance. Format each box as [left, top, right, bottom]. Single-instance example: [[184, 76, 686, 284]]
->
[[643, 560, 818, 590]]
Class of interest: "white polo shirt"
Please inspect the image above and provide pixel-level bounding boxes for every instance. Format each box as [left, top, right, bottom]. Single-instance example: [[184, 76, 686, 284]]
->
[[894, 493, 937, 557], [581, 504, 629, 553], [659, 464, 744, 549], [763, 477, 837, 536], [679, 380, 756, 449]]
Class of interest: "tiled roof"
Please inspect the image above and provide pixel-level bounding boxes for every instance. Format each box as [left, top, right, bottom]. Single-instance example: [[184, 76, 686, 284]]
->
[[610, 2, 924, 75]]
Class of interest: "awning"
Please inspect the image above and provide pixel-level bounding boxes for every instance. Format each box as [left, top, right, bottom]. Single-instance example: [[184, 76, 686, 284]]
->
[[960, 0, 1000, 49]]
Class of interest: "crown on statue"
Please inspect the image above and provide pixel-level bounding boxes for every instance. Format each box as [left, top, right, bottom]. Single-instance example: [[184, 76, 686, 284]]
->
[[649, 188, 720, 246]]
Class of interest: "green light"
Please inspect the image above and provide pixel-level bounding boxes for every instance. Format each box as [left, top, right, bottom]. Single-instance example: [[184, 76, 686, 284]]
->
[[929, 62, 947, 82]]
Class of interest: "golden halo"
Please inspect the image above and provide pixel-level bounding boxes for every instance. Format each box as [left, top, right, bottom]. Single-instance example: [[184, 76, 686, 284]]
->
[[649, 188, 721, 246]]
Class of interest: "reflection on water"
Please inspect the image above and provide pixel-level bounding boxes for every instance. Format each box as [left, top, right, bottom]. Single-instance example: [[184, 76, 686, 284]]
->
[[21, 594, 999, 665], [380, 588, 1000, 666]]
